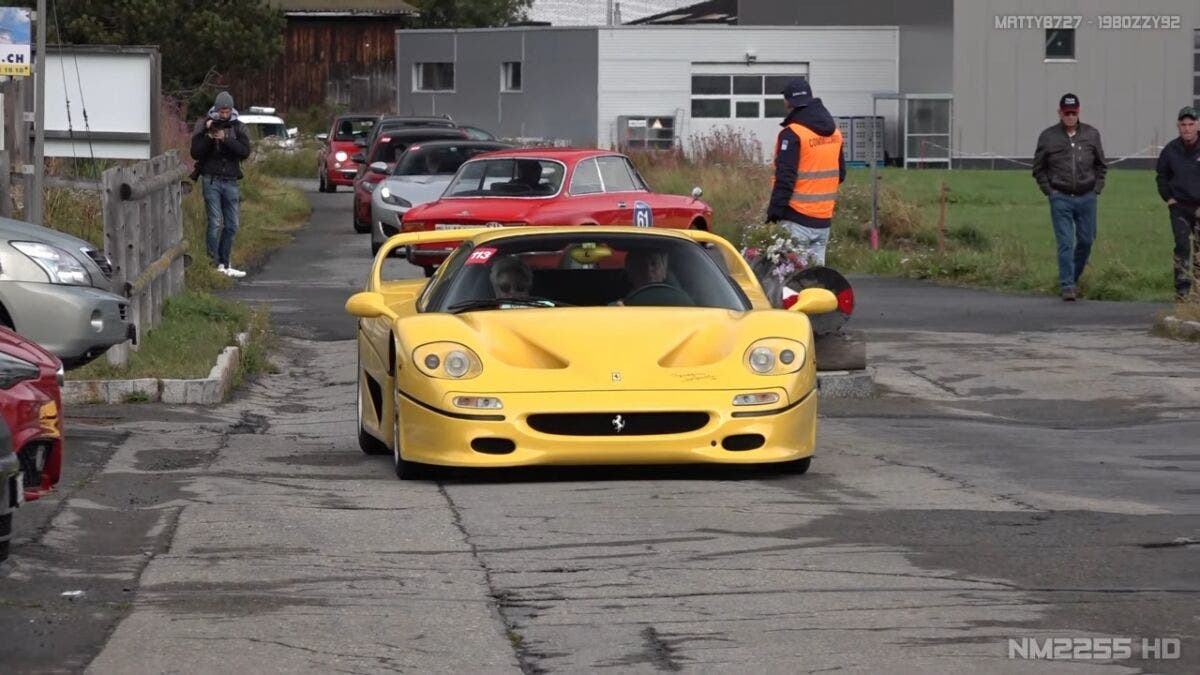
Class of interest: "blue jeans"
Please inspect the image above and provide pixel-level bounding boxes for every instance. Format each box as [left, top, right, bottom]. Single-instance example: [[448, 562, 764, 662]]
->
[[1048, 192, 1097, 290], [203, 176, 240, 267], [779, 220, 831, 266]]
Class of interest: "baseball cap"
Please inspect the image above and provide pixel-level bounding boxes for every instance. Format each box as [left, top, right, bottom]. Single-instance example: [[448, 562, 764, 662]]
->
[[782, 77, 814, 107], [1059, 93, 1080, 112], [1178, 106, 1198, 120]]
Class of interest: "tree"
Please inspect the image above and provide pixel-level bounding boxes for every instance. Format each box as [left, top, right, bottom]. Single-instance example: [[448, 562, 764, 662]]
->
[[407, 0, 533, 28], [51, 0, 285, 111]]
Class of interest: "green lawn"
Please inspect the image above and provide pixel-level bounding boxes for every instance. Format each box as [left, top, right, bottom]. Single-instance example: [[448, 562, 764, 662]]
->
[[633, 149, 1177, 302], [829, 168, 1174, 301]]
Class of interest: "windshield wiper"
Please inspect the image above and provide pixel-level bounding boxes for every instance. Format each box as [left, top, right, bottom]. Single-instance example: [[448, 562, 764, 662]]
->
[[447, 298, 557, 313]]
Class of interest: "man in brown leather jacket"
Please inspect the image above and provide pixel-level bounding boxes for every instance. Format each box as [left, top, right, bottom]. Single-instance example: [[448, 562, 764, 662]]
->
[[1032, 93, 1108, 301]]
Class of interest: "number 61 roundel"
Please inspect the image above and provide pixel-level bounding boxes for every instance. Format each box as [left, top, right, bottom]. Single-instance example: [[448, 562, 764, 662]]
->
[[633, 201, 653, 227]]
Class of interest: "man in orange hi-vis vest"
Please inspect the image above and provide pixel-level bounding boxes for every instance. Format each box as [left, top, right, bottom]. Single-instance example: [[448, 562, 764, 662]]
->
[[766, 77, 846, 266]]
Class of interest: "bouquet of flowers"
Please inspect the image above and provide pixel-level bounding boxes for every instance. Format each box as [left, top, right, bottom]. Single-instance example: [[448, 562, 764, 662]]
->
[[740, 222, 814, 307]]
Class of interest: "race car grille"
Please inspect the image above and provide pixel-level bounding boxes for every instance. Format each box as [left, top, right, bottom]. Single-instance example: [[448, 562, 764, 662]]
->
[[82, 248, 113, 278], [526, 412, 709, 436]]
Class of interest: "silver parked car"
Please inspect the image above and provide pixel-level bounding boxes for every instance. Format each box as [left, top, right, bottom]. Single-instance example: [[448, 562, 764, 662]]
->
[[369, 140, 512, 255], [0, 217, 134, 368]]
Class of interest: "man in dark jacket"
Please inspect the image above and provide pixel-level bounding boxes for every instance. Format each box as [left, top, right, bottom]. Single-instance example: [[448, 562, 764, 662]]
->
[[191, 91, 251, 278], [1032, 93, 1108, 301], [766, 77, 846, 267], [1155, 106, 1200, 301]]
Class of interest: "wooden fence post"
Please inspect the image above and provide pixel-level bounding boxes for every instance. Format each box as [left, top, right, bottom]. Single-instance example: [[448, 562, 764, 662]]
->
[[103, 165, 129, 367]]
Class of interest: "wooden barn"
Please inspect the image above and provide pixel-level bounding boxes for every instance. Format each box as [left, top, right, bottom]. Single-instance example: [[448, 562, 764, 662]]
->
[[226, 1, 419, 115]]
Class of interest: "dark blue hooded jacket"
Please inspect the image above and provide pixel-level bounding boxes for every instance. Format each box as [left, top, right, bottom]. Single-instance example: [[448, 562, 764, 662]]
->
[[768, 99, 846, 229]]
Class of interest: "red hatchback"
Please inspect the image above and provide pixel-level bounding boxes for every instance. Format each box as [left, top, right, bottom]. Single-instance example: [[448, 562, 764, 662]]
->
[[351, 127, 470, 233], [399, 148, 713, 275], [0, 328, 64, 504], [317, 114, 377, 193]]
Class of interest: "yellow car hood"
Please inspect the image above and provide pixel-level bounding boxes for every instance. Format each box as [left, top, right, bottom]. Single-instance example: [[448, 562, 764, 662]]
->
[[396, 306, 814, 393]]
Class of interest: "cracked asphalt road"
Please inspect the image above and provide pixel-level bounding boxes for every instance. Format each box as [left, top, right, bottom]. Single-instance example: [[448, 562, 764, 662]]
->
[[3, 180, 1196, 673]]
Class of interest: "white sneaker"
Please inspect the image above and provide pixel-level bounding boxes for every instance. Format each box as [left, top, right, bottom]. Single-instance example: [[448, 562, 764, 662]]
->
[[224, 266, 247, 278], [217, 264, 229, 276]]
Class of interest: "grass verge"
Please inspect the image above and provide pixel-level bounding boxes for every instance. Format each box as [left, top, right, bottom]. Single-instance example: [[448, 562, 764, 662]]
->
[[632, 137, 1178, 302], [253, 145, 319, 180], [46, 160, 308, 383], [70, 292, 265, 380]]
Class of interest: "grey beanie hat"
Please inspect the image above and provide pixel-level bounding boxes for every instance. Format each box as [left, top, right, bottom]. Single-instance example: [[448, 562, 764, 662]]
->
[[214, 91, 235, 109]]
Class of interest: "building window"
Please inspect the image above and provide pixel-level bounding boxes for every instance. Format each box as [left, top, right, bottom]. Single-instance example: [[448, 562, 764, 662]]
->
[[1045, 29, 1074, 60], [415, 62, 454, 92], [690, 69, 808, 119], [502, 61, 522, 92], [1194, 30, 1200, 106]]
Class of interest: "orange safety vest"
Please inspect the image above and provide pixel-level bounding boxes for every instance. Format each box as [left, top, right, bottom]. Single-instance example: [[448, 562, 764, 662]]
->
[[773, 123, 843, 219]]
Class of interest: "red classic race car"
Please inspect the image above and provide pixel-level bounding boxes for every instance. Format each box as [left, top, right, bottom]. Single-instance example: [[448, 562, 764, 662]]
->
[[316, 114, 377, 193], [0, 325, 64, 557], [399, 148, 712, 275]]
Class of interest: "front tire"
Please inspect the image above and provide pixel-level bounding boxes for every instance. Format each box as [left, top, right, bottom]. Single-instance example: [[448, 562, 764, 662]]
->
[[779, 457, 812, 475]]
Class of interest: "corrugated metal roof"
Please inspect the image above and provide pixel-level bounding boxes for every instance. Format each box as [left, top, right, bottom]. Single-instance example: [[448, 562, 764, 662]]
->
[[527, 0, 700, 26], [271, 0, 418, 14]]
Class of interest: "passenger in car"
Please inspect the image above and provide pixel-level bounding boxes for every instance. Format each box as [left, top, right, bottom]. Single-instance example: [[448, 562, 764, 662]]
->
[[490, 255, 535, 298]]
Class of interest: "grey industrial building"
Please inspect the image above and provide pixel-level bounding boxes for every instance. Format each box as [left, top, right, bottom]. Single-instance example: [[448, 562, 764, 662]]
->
[[394, 0, 1200, 166]]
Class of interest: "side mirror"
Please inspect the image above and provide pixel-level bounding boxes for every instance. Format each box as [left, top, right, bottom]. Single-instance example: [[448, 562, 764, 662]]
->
[[369, 161, 388, 174], [788, 288, 838, 315], [345, 291, 394, 319], [316, 133, 328, 142], [351, 152, 365, 164], [691, 186, 703, 201]]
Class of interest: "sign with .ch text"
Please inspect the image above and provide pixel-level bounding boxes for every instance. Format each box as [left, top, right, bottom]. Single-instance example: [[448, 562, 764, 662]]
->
[[0, 7, 32, 77]]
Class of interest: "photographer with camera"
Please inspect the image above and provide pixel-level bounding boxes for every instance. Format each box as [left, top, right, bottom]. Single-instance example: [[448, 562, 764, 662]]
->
[[190, 91, 251, 278]]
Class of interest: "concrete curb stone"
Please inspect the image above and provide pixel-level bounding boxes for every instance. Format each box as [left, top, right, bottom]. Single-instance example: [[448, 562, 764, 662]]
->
[[817, 368, 877, 398], [62, 333, 249, 406], [1161, 316, 1200, 341]]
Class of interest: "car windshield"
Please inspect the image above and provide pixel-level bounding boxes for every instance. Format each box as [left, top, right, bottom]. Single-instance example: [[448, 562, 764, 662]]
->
[[423, 233, 749, 312], [245, 122, 287, 140], [393, 143, 509, 176], [334, 117, 375, 141], [443, 158, 565, 198]]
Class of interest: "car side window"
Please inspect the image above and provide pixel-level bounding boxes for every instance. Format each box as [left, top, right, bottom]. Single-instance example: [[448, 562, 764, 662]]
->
[[596, 156, 640, 193], [570, 158, 603, 195]]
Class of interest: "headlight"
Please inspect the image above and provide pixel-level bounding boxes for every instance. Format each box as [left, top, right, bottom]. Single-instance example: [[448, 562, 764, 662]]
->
[[11, 241, 91, 285], [0, 352, 40, 389], [744, 339, 807, 375], [335, 151, 348, 162], [413, 342, 482, 379], [379, 187, 412, 207]]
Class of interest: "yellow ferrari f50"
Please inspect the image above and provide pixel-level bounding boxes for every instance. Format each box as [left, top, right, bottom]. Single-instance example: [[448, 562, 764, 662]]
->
[[346, 226, 838, 479]]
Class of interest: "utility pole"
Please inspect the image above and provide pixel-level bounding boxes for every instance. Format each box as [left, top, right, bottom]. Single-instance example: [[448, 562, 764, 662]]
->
[[30, 0, 46, 224]]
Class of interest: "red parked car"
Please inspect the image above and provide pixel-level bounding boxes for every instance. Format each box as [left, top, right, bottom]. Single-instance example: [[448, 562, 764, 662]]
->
[[0, 327, 64, 560], [400, 148, 713, 275], [316, 114, 377, 193], [351, 127, 470, 233]]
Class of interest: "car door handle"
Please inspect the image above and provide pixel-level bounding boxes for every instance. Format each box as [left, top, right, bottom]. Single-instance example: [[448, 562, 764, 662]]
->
[[617, 201, 627, 208]]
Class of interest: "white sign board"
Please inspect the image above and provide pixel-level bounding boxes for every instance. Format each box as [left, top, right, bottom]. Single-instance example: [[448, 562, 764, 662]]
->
[[0, 8, 31, 77], [45, 49, 157, 159]]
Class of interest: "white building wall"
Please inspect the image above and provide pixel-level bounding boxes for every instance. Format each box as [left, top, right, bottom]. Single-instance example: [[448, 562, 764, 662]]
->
[[596, 26, 901, 161]]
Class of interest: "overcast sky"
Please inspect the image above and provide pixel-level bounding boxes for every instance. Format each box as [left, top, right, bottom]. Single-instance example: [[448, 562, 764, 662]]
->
[[526, 0, 700, 26]]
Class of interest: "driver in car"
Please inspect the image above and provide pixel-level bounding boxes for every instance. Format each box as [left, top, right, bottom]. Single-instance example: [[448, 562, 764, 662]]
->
[[617, 248, 694, 306]]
